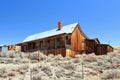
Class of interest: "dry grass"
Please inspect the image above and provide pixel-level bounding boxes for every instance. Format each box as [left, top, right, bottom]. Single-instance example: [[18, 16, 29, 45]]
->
[[101, 69, 120, 79], [0, 47, 120, 80]]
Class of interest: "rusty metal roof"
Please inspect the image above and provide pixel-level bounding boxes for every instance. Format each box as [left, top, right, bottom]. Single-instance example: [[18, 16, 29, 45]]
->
[[23, 23, 78, 43]]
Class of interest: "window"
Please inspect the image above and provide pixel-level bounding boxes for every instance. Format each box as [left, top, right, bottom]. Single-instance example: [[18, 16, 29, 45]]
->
[[40, 41, 43, 48], [56, 38, 60, 46], [28, 42, 32, 50], [66, 36, 68, 40], [24, 45, 27, 50], [66, 36, 71, 44], [47, 40, 50, 47], [32, 42, 36, 49]]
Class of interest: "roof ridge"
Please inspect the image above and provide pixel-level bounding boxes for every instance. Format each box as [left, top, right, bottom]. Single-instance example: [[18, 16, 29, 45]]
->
[[29, 22, 78, 36], [22, 22, 78, 43]]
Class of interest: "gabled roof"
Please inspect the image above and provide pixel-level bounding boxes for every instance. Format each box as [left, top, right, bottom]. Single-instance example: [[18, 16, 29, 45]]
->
[[23, 23, 78, 43], [93, 38, 100, 44], [85, 38, 100, 44]]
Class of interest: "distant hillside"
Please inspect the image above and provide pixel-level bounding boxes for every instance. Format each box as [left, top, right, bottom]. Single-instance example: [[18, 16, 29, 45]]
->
[[113, 46, 120, 49], [113, 46, 120, 53]]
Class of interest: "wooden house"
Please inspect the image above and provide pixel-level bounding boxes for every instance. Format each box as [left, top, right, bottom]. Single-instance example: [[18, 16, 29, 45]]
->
[[95, 44, 113, 55], [16, 22, 88, 57], [85, 38, 113, 55], [16, 22, 113, 56]]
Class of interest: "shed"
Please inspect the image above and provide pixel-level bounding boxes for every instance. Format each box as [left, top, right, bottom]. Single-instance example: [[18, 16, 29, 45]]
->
[[0, 45, 8, 52], [8, 45, 15, 51], [95, 44, 107, 55], [84, 38, 100, 54], [84, 39, 96, 53]]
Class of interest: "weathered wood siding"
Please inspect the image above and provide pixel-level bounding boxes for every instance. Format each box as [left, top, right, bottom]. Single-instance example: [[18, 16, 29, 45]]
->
[[19, 34, 66, 56], [85, 39, 114, 55], [46, 49, 66, 57], [95, 44, 108, 55], [14, 46, 21, 51], [107, 45, 113, 52], [71, 25, 86, 51], [85, 39, 96, 53], [71, 25, 86, 57], [8, 45, 15, 51]]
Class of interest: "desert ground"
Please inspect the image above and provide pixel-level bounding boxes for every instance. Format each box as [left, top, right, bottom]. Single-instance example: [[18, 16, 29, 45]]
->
[[0, 47, 120, 80]]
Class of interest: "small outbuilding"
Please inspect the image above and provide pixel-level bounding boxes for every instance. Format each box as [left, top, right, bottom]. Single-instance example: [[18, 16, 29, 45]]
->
[[8, 45, 21, 52], [0, 45, 8, 52], [95, 44, 113, 55], [84, 38, 100, 54], [85, 38, 113, 55]]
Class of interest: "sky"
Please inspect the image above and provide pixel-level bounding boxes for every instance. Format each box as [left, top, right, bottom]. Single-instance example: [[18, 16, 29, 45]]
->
[[0, 0, 120, 46]]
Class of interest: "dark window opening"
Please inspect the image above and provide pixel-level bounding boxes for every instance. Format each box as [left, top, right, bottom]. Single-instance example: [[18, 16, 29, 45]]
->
[[47, 40, 50, 47], [40, 41, 43, 48], [28, 42, 32, 50], [32, 42, 36, 49], [84, 41, 86, 48], [66, 36, 71, 44], [56, 38, 60, 46], [24, 45, 27, 51], [66, 36, 68, 40]]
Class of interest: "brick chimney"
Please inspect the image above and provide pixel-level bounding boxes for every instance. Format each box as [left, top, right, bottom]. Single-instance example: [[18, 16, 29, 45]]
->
[[58, 22, 62, 30]]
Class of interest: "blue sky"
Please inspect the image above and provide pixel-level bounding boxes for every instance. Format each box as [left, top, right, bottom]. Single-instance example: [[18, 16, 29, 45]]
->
[[0, 0, 120, 46]]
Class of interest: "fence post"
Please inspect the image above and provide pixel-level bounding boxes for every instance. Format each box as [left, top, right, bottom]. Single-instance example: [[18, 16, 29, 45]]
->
[[37, 46, 40, 62], [30, 67, 32, 80], [38, 48, 40, 62], [110, 55, 113, 80], [82, 62, 84, 80], [29, 60, 32, 80]]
